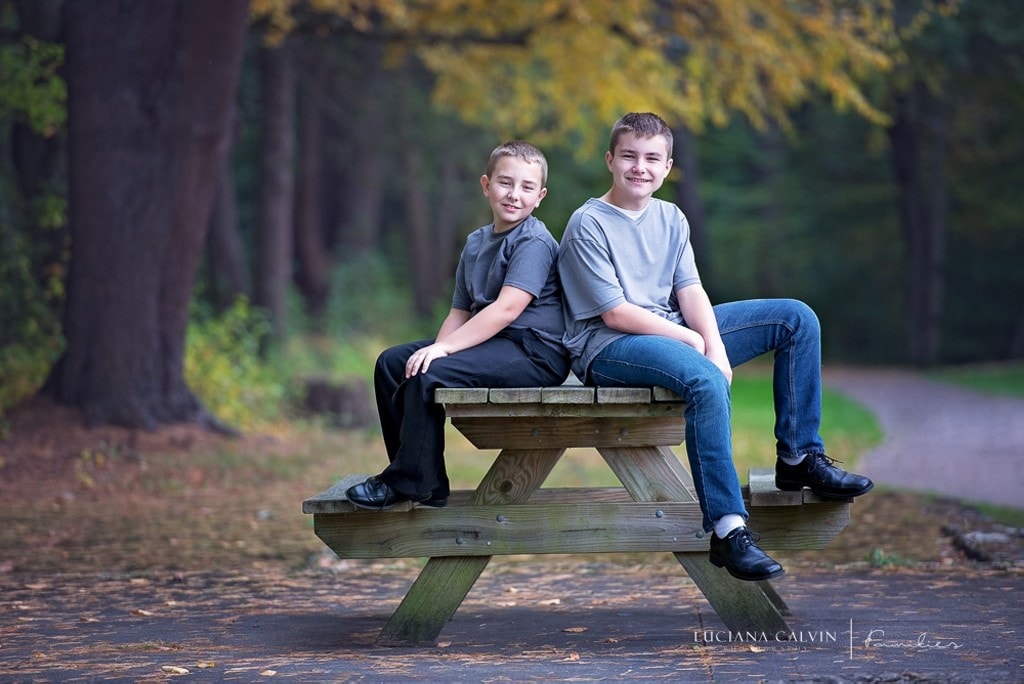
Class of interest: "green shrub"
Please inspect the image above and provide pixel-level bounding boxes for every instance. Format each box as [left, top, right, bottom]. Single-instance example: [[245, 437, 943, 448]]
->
[[185, 297, 292, 429], [0, 192, 66, 415]]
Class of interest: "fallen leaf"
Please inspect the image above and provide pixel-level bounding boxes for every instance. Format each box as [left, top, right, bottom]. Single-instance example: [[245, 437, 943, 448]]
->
[[436, 641, 452, 648], [259, 669, 277, 676], [161, 665, 190, 675], [196, 661, 216, 668], [563, 627, 587, 633]]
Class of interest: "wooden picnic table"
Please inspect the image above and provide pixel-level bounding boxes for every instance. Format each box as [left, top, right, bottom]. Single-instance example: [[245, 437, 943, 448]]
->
[[303, 384, 852, 646]]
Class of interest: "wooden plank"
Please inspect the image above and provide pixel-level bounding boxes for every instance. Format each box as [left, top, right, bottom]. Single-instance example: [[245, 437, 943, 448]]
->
[[747, 467, 844, 506], [302, 474, 415, 515], [599, 446, 697, 502], [312, 500, 848, 558], [746, 501, 850, 547], [469, 448, 565, 505], [378, 557, 489, 646], [489, 387, 542, 403], [541, 385, 595, 403], [748, 468, 803, 506], [435, 387, 489, 404], [444, 402, 684, 419], [652, 386, 684, 402], [376, 447, 562, 646], [446, 487, 636, 507], [314, 501, 705, 557], [597, 387, 652, 404], [598, 445, 791, 635], [451, 415, 685, 449], [674, 553, 790, 635]]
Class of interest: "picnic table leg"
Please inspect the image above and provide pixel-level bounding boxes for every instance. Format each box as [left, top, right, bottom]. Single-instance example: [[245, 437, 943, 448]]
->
[[377, 556, 491, 646], [376, 447, 566, 646], [598, 446, 790, 635]]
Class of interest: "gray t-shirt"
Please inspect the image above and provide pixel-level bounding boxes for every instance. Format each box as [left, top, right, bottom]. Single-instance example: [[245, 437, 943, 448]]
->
[[452, 215, 566, 348], [558, 198, 701, 378]]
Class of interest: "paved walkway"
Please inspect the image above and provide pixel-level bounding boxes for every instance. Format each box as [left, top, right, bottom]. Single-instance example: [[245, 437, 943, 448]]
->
[[2, 565, 1021, 681], [824, 366, 1024, 509]]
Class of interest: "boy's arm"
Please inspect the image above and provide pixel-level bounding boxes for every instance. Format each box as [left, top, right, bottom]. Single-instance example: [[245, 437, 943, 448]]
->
[[600, 302, 707, 355], [405, 285, 533, 377], [675, 284, 732, 384], [435, 308, 472, 341]]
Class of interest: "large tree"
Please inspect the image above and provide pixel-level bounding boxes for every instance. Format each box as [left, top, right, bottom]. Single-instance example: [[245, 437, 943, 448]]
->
[[48, 0, 250, 428]]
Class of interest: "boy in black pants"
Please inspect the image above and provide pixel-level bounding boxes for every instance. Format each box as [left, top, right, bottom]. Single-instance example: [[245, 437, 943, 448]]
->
[[346, 141, 569, 510]]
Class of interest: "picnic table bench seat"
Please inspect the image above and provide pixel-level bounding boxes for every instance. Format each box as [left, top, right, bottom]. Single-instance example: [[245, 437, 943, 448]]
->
[[303, 384, 853, 646]]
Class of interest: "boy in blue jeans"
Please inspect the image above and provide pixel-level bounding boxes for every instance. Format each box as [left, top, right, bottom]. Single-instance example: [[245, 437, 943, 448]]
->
[[346, 141, 569, 510], [558, 113, 872, 581]]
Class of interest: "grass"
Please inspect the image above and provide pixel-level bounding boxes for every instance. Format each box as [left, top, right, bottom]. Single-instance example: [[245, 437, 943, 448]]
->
[[927, 361, 1024, 397]]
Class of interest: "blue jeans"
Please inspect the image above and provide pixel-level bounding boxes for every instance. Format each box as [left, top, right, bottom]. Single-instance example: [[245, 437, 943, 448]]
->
[[587, 298, 825, 531]]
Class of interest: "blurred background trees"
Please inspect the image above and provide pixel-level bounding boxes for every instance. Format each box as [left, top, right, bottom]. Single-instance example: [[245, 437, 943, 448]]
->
[[1, 0, 1022, 428]]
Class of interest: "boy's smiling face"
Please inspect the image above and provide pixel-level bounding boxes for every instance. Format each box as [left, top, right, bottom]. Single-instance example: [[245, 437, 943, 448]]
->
[[604, 132, 673, 211], [480, 156, 547, 233]]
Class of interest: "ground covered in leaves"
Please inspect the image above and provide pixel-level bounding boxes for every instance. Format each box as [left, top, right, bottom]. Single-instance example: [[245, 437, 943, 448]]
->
[[1, 395, 1022, 580]]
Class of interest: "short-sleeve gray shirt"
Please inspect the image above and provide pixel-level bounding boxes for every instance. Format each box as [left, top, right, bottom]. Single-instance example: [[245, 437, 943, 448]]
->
[[452, 215, 565, 348], [557, 198, 701, 378]]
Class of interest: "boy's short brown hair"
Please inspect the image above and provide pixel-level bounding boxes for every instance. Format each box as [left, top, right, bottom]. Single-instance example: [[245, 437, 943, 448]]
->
[[486, 140, 548, 185], [609, 112, 674, 159]]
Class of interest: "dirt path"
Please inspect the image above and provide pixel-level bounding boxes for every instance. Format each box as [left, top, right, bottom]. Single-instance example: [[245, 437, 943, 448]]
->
[[824, 366, 1024, 509]]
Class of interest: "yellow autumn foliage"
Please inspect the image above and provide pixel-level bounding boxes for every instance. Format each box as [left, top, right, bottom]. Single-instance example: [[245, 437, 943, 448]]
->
[[250, 0, 914, 151]]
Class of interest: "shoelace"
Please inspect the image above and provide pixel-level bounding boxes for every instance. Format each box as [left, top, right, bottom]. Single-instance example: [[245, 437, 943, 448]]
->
[[808, 453, 844, 471], [733, 527, 763, 550]]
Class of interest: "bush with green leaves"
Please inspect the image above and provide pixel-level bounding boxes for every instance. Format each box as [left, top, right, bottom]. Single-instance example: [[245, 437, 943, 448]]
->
[[185, 297, 292, 429]]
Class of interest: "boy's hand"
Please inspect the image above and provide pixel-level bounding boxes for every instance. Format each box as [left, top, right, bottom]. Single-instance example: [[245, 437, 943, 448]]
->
[[706, 346, 733, 385], [406, 344, 449, 377]]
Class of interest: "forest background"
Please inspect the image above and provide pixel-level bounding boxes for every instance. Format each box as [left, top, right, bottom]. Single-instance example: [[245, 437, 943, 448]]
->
[[1, 0, 1023, 432]]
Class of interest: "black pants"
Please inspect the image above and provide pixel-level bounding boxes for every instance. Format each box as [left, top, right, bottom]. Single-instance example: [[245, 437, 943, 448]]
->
[[373, 330, 570, 501]]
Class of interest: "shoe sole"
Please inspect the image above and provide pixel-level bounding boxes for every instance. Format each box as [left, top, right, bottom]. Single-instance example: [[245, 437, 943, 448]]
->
[[709, 554, 786, 581], [775, 480, 874, 500], [347, 497, 409, 511], [348, 498, 447, 511]]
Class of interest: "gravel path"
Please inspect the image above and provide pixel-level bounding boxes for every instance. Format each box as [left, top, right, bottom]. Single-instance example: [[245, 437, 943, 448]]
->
[[823, 366, 1024, 509]]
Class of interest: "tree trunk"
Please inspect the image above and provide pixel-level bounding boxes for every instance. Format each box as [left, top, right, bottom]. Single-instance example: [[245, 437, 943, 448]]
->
[[432, 151, 460, 298], [205, 159, 251, 309], [403, 147, 434, 316], [753, 124, 787, 296], [672, 125, 709, 272], [887, 83, 948, 365], [253, 39, 297, 339], [49, 0, 249, 429], [293, 66, 332, 316]]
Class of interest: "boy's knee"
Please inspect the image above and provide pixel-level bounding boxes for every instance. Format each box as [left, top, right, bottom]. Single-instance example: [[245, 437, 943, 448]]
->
[[784, 299, 820, 335], [686, 366, 731, 407]]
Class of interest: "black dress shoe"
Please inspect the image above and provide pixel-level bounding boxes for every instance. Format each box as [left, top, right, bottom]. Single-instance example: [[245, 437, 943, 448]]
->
[[345, 476, 412, 511], [709, 527, 785, 581], [775, 453, 874, 499]]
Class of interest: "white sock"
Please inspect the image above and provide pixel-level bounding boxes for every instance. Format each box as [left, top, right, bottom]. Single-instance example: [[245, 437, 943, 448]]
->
[[779, 453, 805, 466], [713, 514, 746, 539]]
